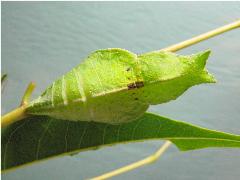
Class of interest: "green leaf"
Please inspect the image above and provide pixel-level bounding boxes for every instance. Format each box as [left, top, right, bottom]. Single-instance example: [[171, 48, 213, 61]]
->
[[2, 112, 240, 172]]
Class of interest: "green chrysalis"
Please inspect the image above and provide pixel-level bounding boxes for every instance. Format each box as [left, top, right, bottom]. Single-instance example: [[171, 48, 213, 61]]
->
[[27, 48, 216, 124]]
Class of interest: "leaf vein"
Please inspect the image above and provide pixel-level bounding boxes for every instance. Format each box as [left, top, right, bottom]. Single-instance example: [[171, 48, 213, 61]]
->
[[35, 120, 53, 160], [3, 120, 30, 169]]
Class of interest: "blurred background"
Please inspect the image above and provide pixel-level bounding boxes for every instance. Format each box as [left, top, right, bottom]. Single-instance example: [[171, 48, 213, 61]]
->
[[1, 2, 240, 180]]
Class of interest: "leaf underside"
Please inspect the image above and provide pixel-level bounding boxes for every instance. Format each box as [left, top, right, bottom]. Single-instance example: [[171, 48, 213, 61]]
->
[[1, 112, 240, 172]]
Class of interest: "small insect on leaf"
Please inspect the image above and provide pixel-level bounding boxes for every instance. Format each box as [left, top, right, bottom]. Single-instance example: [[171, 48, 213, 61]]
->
[[26, 48, 216, 124]]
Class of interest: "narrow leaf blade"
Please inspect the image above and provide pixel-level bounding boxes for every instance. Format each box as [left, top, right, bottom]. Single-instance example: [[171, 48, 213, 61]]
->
[[2, 112, 240, 171]]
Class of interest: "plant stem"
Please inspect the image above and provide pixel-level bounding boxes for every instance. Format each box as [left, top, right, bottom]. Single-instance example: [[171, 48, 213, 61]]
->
[[1, 82, 35, 128], [1, 106, 28, 128], [162, 20, 240, 52], [90, 19, 240, 180], [20, 82, 36, 106], [91, 141, 172, 180]]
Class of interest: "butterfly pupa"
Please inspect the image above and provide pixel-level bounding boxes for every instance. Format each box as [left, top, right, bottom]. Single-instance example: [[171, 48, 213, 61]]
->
[[26, 48, 216, 124]]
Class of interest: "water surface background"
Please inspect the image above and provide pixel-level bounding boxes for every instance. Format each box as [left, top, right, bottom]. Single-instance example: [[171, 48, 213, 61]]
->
[[2, 2, 240, 180]]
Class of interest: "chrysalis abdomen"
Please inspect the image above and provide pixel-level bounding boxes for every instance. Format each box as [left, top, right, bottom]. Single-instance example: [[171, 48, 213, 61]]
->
[[27, 49, 149, 124], [26, 48, 215, 124]]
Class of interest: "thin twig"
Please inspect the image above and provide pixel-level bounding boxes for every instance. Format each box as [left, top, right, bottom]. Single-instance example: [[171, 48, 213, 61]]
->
[[1, 106, 28, 128], [162, 20, 240, 52], [1, 82, 36, 128], [91, 141, 172, 180], [20, 82, 36, 106]]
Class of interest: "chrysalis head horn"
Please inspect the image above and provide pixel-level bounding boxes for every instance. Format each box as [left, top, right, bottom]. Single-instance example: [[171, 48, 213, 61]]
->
[[192, 50, 216, 83]]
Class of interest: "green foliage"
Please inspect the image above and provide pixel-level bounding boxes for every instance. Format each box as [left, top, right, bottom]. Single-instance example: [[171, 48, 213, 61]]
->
[[2, 112, 240, 171], [26, 49, 215, 124]]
